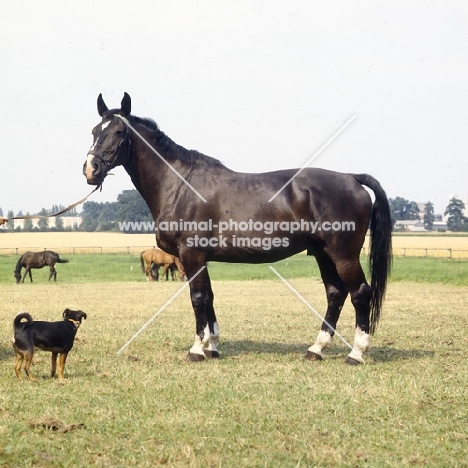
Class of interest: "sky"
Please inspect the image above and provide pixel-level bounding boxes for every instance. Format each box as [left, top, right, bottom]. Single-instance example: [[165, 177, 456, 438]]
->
[[1, 1, 467, 217]]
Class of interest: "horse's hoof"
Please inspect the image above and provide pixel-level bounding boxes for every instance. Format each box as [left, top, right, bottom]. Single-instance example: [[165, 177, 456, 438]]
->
[[345, 356, 362, 366], [304, 351, 322, 361], [204, 350, 220, 359], [186, 352, 205, 362]]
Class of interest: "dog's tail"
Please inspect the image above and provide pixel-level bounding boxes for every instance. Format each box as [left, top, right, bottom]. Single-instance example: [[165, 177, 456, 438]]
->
[[13, 312, 33, 329]]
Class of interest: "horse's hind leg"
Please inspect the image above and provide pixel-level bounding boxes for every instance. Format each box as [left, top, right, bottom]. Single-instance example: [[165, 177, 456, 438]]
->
[[335, 260, 372, 365], [306, 254, 348, 361], [48, 266, 57, 281], [204, 271, 219, 358]]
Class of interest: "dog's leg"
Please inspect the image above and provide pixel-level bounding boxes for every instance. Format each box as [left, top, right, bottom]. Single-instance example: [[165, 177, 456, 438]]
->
[[14, 349, 24, 379], [23, 351, 35, 381], [58, 353, 68, 382], [51, 352, 58, 378]]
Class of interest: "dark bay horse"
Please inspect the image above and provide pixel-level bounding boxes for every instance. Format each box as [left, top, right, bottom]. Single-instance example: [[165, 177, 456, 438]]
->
[[14, 251, 69, 283], [83, 93, 392, 364], [150, 262, 178, 281], [140, 248, 186, 281]]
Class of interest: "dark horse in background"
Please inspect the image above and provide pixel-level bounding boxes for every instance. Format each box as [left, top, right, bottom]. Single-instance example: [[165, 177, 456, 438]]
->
[[14, 251, 69, 283], [83, 93, 392, 364]]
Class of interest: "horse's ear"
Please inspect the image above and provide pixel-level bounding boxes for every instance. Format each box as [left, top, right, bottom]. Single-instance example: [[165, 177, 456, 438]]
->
[[121, 92, 131, 117], [97, 93, 108, 117]]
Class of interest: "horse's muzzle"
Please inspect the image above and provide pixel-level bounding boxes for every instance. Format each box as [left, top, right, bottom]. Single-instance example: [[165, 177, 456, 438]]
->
[[83, 154, 106, 185]]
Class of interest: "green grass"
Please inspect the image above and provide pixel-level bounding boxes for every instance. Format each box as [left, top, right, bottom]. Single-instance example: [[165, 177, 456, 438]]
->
[[0, 280, 467, 467], [2, 252, 468, 285]]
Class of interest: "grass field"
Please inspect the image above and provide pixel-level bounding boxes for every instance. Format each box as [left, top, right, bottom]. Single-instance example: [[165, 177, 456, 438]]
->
[[0, 279, 467, 467], [0, 233, 467, 466], [2, 251, 468, 286]]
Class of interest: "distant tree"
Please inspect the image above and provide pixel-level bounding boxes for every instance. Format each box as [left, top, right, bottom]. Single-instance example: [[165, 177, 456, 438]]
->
[[6, 210, 14, 231], [80, 201, 118, 231], [80, 202, 102, 231], [444, 197, 468, 232], [37, 208, 49, 231], [55, 216, 64, 231], [116, 190, 152, 233], [0, 207, 3, 217], [23, 216, 34, 232], [389, 197, 420, 225], [423, 202, 435, 231]]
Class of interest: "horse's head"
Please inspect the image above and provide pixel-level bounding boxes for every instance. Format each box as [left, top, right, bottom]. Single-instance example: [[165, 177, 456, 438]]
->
[[13, 270, 21, 283], [83, 93, 132, 185]]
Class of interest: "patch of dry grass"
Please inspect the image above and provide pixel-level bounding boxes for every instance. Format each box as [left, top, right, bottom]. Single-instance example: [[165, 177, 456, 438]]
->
[[0, 232, 156, 254], [0, 279, 467, 467], [2, 231, 468, 257]]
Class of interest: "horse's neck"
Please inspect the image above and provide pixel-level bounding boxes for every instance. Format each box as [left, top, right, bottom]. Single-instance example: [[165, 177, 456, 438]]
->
[[123, 131, 182, 216], [14, 257, 23, 272]]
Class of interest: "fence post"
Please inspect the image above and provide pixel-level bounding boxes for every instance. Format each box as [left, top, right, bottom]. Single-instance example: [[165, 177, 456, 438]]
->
[[449, 248, 452, 260]]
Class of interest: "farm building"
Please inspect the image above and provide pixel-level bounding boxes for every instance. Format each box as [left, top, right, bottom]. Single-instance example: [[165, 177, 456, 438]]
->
[[393, 219, 427, 232], [8, 216, 82, 230]]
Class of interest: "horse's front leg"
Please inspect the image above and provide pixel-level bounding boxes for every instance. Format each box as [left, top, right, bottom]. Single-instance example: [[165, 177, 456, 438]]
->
[[160, 264, 169, 281], [183, 255, 215, 362], [145, 262, 152, 281], [22, 267, 32, 283]]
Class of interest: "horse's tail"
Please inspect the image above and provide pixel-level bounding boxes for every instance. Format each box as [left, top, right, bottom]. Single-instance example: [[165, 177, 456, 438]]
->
[[13, 312, 33, 330], [56, 255, 69, 263], [140, 251, 146, 273], [353, 174, 392, 335]]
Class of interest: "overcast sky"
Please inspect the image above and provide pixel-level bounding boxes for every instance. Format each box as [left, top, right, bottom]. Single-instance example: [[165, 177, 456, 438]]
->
[[1, 1, 466, 217]]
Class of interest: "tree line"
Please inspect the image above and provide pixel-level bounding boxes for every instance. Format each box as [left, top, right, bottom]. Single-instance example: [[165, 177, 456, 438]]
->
[[1, 191, 467, 233], [389, 196, 468, 232]]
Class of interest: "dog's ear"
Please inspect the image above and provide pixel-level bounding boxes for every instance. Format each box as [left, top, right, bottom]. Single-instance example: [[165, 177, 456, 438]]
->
[[63, 308, 72, 318], [79, 311, 87, 320]]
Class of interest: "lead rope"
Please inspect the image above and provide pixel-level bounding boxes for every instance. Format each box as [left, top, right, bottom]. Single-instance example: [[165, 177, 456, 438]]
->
[[1, 185, 102, 224]]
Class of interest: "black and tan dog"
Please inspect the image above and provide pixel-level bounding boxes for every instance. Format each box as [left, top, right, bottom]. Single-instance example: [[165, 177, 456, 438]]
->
[[12, 309, 87, 382]]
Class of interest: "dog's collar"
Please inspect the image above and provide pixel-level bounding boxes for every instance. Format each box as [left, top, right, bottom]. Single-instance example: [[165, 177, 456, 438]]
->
[[67, 318, 81, 329]]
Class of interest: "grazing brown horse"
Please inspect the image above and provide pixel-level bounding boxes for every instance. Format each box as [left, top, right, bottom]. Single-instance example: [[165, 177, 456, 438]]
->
[[140, 248, 186, 281], [14, 251, 69, 283], [84, 93, 392, 365]]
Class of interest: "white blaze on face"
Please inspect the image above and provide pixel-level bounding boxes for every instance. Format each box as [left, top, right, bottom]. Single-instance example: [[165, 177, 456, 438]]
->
[[89, 121, 111, 151], [86, 121, 111, 179], [346, 327, 370, 363], [85, 154, 96, 179]]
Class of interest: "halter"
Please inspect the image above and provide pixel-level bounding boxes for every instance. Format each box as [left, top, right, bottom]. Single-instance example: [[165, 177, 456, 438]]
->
[[88, 118, 132, 168]]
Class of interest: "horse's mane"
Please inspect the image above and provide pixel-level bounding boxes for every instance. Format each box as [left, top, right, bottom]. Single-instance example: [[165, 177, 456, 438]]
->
[[14, 254, 25, 272], [131, 116, 226, 169]]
